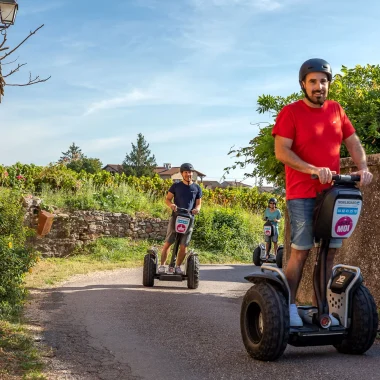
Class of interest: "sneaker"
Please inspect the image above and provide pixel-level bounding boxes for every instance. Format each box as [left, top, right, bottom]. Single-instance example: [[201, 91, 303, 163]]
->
[[175, 266, 183, 275], [168, 266, 174, 274], [289, 304, 303, 327], [158, 265, 166, 274], [299, 307, 317, 324], [330, 314, 340, 326]]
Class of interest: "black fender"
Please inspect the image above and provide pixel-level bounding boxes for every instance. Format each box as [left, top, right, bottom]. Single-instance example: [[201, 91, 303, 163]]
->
[[244, 272, 289, 301], [147, 247, 158, 262], [188, 249, 198, 256]]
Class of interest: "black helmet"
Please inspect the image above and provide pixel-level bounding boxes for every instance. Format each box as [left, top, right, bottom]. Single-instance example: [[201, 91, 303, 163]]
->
[[180, 163, 194, 173], [299, 58, 332, 84], [269, 197, 277, 205]]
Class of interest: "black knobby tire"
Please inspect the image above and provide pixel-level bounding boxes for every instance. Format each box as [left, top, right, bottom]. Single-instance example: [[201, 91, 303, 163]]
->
[[240, 282, 289, 361], [253, 246, 261, 266], [334, 284, 378, 355], [142, 253, 156, 287], [276, 247, 283, 269], [187, 255, 200, 289]]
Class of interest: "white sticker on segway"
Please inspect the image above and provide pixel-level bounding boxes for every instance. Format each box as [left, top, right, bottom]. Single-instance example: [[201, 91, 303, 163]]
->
[[264, 226, 272, 236], [175, 216, 190, 234], [331, 199, 362, 238]]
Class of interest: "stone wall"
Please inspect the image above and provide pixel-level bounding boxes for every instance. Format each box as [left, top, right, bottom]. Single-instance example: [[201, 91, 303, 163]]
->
[[285, 154, 380, 307], [24, 200, 168, 257]]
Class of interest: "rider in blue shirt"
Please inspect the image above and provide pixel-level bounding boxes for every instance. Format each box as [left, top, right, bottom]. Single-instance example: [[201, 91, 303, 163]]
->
[[158, 163, 202, 275]]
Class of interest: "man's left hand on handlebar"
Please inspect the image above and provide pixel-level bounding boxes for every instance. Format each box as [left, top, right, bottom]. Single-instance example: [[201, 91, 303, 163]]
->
[[191, 208, 200, 215], [351, 168, 373, 186]]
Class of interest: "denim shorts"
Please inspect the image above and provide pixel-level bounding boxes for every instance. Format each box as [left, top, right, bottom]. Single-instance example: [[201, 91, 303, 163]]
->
[[264, 226, 279, 243], [287, 198, 342, 250]]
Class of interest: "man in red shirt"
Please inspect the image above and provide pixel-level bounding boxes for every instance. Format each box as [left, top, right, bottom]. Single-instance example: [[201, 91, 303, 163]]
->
[[272, 58, 373, 326]]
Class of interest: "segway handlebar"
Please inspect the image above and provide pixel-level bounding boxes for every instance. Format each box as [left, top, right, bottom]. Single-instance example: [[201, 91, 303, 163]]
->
[[173, 207, 193, 215], [311, 174, 361, 182]]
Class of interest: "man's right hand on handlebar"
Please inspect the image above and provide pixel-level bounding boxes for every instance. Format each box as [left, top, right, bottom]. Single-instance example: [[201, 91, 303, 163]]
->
[[170, 204, 177, 212], [311, 167, 336, 185]]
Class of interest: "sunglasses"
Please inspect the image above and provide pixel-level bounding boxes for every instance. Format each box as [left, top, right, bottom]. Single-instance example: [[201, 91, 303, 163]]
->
[[269, 202, 275, 204]]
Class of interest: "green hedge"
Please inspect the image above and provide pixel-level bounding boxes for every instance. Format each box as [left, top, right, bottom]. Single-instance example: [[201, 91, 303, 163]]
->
[[0, 189, 39, 316], [0, 163, 284, 213]]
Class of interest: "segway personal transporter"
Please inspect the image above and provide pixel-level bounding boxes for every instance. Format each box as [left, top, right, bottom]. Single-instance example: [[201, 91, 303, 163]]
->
[[253, 218, 284, 268], [241, 174, 378, 361], [142, 207, 200, 289]]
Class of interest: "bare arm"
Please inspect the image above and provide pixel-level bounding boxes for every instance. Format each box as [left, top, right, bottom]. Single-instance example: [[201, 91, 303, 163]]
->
[[343, 133, 367, 170], [343, 133, 372, 185], [274, 135, 333, 184], [165, 192, 177, 211], [275, 136, 316, 174], [192, 198, 201, 215]]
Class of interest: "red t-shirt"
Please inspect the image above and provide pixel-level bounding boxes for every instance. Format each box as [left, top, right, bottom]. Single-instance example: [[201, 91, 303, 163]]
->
[[272, 100, 355, 200]]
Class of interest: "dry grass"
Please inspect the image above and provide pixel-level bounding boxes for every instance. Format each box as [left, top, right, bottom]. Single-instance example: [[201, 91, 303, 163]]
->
[[0, 320, 46, 379]]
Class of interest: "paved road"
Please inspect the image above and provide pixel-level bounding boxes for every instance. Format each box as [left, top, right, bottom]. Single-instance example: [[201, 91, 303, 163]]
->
[[31, 265, 380, 380]]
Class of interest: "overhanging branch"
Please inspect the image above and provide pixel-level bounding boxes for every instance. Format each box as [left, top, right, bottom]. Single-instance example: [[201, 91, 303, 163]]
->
[[6, 71, 51, 86], [3, 62, 26, 78], [0, 24, 44, 61]]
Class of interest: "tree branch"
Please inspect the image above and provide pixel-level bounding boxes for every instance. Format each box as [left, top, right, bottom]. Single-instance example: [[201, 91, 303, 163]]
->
[[2, 62, 27, 78], [5, 71, 51, 86], [1, 56, 19, 65], [0, 33, 7, 50], [0, 24, 44, 61]]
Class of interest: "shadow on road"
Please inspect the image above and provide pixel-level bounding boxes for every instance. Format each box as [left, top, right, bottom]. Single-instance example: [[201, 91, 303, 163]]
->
[[25, 265, 380, 380]]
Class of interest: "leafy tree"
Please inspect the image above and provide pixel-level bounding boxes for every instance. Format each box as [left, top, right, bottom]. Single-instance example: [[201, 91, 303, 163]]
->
[[123, 133, 157, 177], [329, 65, 380, 155], [59, 143, 102, 174], [225, 64, 380, 188], [59, 143, 84, 163], [67, 157, 103, 174]]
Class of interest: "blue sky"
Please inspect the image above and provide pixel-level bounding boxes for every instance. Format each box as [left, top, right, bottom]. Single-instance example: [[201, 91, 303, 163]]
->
[[2, 0, 380, 184]]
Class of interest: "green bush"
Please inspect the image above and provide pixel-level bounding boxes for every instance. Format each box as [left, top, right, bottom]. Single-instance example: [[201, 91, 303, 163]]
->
[[192, 206, 274, 261], [40, 182, 169, 218], [0, 189, 39, 316]]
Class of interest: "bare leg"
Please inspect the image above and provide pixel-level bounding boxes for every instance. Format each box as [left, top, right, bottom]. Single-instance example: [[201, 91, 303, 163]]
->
[[265, 242, 270, 257], [273, 242, 278, 253], [160, 241, 172, 265], [285, 247, 309, 303], [176, 245, 187, 266]]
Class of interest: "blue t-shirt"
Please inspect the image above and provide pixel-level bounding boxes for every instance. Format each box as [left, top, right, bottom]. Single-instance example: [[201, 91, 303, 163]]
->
[[168, 182, 202, 211], [264, 208, 281, 227]]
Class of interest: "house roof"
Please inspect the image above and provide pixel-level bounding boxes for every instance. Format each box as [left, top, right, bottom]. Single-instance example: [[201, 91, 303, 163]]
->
[[258, 186, 275, 193], [103, 164, 123, 172], [221, 181, 252, 188], [202, 180, 221, 186], [154, 167, 168, 174]]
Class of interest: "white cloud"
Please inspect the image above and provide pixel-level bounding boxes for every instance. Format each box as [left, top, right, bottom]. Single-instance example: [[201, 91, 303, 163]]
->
[[84, 90, 154, 115], [190, 0, 285, 12]]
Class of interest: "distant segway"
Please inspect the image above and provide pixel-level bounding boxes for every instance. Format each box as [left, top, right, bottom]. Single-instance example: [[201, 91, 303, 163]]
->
[[252, 218, 283, 268], [241, 174, 378, 361], [143, 207, 200, 289]]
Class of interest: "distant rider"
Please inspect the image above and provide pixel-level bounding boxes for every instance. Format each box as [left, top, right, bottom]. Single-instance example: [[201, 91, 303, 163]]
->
[[263, 197, 281, 260], [158, 163, 202, 274]]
